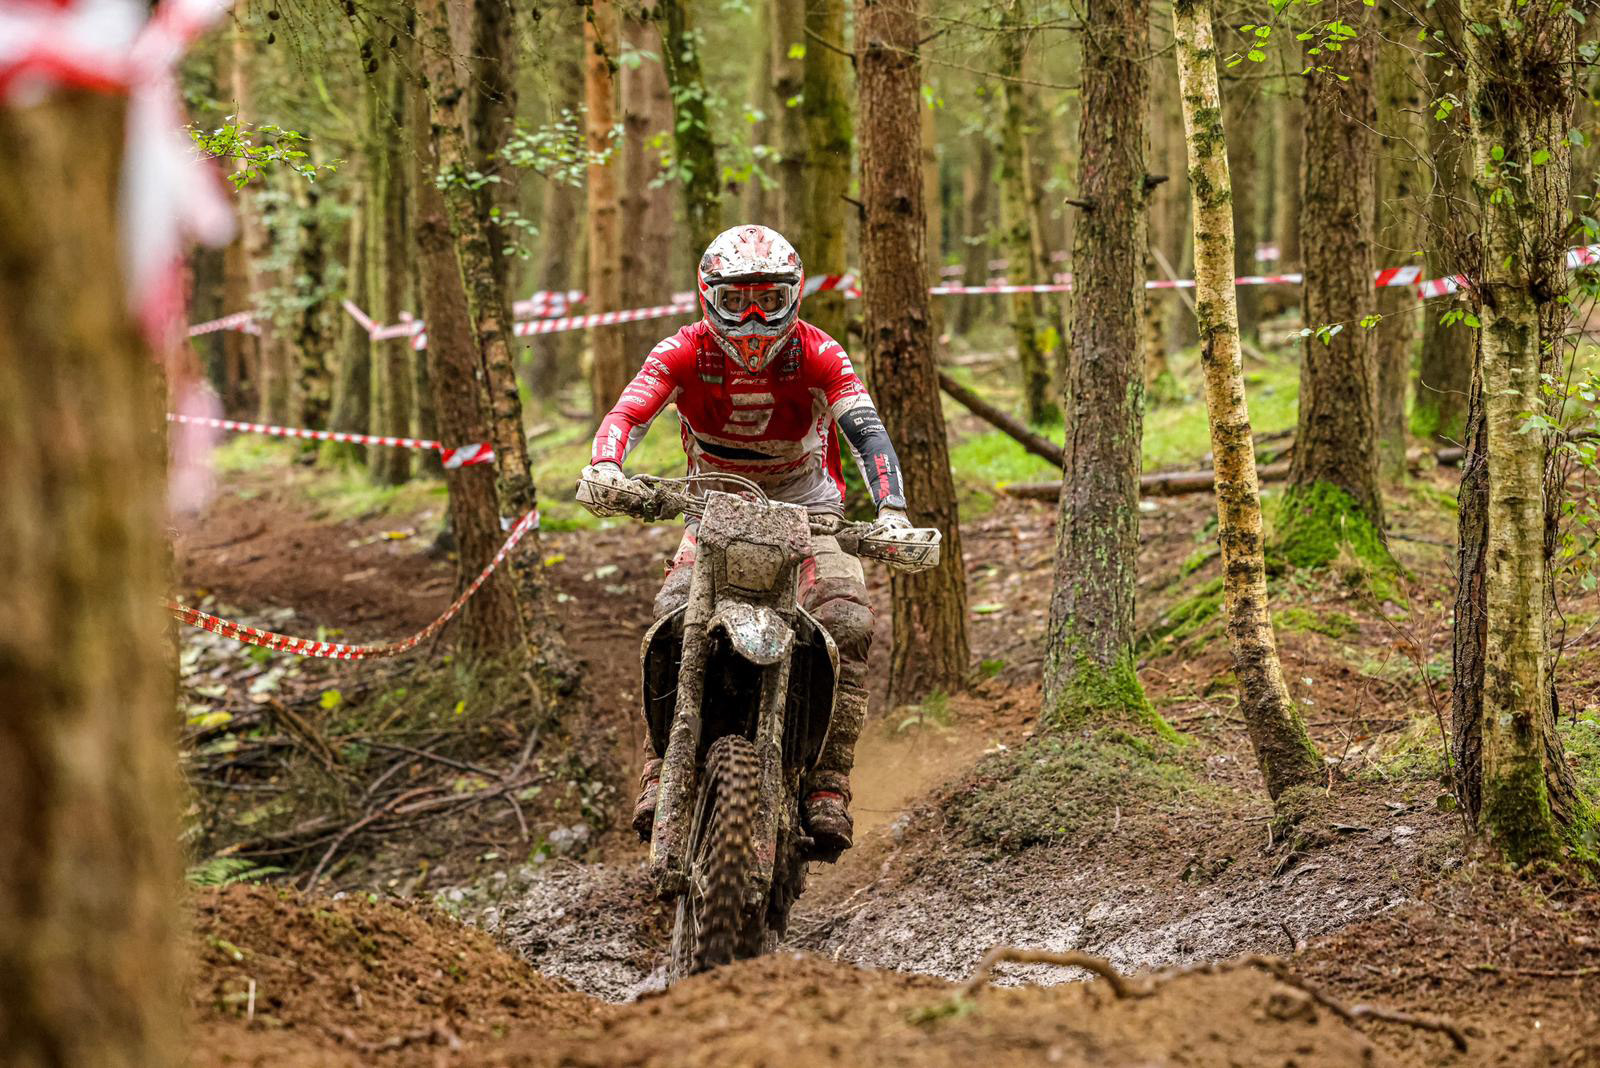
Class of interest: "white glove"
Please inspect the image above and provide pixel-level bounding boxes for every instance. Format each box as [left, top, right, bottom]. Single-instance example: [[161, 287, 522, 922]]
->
[[575, 462, 638, 517]]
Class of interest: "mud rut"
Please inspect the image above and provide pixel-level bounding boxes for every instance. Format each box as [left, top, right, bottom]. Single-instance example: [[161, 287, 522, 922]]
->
[[179, 461, 1600, 1066]]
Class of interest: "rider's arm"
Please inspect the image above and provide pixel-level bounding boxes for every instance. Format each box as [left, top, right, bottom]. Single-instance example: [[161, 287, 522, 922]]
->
[[591, 332, 690, 468], [807, 331, 907, 513]]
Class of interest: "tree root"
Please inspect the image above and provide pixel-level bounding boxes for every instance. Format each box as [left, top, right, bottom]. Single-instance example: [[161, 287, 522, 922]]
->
[[956, 946, 1469, 1053]]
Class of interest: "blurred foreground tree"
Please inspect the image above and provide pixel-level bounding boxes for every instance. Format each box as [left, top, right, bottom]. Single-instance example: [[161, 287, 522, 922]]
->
[[0, 92, 181, 1066]]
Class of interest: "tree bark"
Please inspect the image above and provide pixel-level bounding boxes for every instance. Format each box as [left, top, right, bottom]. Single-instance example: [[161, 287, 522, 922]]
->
[[1217, 26, 1260, 339], [324, 182, 371, 465], [657, 0, 723, 252], [997, 1, 1059, 426], [1280, 1, 1387, 570], [772, 0, 807, 232], [1273, 88, 1303, 272], [1145, 33, 1184, 394], [369, 60, 414, 486], [857, 0, 970, 703], [1374, 1, 1426, 481], [0, 91, 181, 1068], [1044, 0, 1155, 726], [528, 26, 584, 397], [410, 80, 526, 657], [292, 181, 333, 429], [1451, 0, 1587, 863], [801, 0, 854, 347], [1415, 0, 1474, 445], [954, 131, 995, 336], [584, 0, 627, 417], [1172, 0, 1322, 800], [622, 11, 679, 365]]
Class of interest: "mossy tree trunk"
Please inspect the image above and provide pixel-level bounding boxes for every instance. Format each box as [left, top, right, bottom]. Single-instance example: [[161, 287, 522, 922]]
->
[[528, 26, 584, 396], [1414, 0, 1474, 445], [857, 0, 970, 704], [1273, 89, 1303, 272], [0, 91, 181, 1068], [657, 0, 723, 252], [954, 129, 996, 336], [772, 0, 807, 232], [1374, 1, 1426, 481], [1279, 0, 1388, 572], [410, 79, 526, 658], [292, 182, 333, 430], [1045, 0, 1159, 728], [1451, 0, 1591, 863], [801, 0, 854, 346], [584, 0, 627, 418], [996, 1, 1059, 426], [1172, 0, 1323, 799]]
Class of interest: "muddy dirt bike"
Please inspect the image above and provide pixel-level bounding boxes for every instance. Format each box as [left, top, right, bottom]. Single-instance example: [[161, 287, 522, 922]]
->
[[579, 471, 940, 978]]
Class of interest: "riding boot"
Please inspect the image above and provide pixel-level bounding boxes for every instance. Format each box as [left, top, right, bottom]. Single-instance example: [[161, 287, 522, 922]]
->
[[632, 756, 663, 841], [803, 682, 868, 859]]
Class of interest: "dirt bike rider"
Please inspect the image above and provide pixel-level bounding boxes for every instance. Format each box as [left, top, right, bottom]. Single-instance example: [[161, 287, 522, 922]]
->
[[575, 223, 910, 858]]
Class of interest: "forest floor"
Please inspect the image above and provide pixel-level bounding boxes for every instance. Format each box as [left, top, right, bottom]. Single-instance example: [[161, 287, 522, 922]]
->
[[178, 379, 1600, 1066]]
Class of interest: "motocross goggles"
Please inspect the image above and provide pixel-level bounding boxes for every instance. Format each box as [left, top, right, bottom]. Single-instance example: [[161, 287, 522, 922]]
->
[[705, 278, 801, 324]]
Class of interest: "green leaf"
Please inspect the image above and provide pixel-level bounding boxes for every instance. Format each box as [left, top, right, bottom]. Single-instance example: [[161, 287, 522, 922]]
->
[[1531, 148, 1551, 166], [787, 42, 805, 59], [319, 688, 343, 710]]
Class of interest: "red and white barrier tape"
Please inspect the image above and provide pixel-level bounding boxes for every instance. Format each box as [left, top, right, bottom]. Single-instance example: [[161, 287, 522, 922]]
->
[[166, 413, 495, 469], [169, 508, 539, 659], [187, 310, 261, 337], [409, 299, 700, 350]]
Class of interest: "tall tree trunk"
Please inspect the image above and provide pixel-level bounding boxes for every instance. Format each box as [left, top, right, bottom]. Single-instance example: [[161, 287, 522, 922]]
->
[[420, 0, 573, 682], [744, 0, 775, 222], [370, 61, 414, 486], [953, 131, 995, 336], [772, 0, 807, 232], [410, 81, 526, 657], [324, 183, 371, 465], [255, 188, 293, 425], [0, 91, 181, 1068], [528, 30, 584, 398], [222, 23, 262, 419], [1145, 28, 1184, 394], [997, 1, 1058, 425], [622, 12, 679, 365], [1451, 0, 1587, 863], [857, 0, 970, 703], [1279, 3, 1387, 571], [657, 0, 723, 251], [1217, 31, 1260, 339], [1172, 0, 1322, 800], [585, 0, 627, 417], [922, 99, 945, 342], [293, 182, 333, 429], [1415, 0, 1473, 445], [801, 0, 853, 346], [1374, 1, 1425, 481], [1045, 0, 1156, 727], [1274, 89, 1303, 272]]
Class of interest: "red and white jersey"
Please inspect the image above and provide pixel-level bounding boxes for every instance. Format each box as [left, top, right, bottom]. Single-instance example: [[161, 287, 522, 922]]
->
[[592, 319, 905, 514]]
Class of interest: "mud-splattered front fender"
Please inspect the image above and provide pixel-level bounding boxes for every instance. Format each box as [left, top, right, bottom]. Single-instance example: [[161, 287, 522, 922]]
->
[[707, 601, 793, 666]]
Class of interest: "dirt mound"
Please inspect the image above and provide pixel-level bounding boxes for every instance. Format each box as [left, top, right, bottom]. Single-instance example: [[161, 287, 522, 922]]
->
[[189, 885, 597, 1066], [485, 952, 1384, 1067]]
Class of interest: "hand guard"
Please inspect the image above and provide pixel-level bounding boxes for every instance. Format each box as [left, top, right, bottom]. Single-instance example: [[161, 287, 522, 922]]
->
[[858, 508, 941, 574], [575, 463, 652, 518]]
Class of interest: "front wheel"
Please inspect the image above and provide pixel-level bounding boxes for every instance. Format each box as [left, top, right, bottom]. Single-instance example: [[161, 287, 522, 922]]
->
[[668, 735, 761, 978]]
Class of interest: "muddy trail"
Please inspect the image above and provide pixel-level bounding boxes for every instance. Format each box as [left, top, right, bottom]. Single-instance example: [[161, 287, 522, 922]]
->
[[179, 447, 1600, 1065]]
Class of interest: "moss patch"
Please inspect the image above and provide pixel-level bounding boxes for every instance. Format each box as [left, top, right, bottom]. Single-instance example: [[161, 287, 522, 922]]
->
[[945, 727, 1202, 853], [1274, 607, 1359, 640], [1042, 653, 1179, 742], [1140, 577, 1225, 655], [1273, 482, 1403, 603], [1357, 715, 1450, 785]]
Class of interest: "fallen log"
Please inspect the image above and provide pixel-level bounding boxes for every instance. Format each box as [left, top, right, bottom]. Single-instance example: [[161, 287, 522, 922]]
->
[[1003, 460, 1293, 500], [936, 370, 1065, 467]]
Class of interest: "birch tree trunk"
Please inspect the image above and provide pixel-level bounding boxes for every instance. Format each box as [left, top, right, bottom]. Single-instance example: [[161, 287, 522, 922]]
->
[[1279, 0, 1388, 572], [1044, 0, 1158, 728], [1452, 0, 1590, 862], [801, 0, 854, 347], [0, 91, 181, 1067], [584, 0, 627, 417], [1415, 0, 1473, 445], [857, 0, 970, 703], [997, 2, 1058, 426], [1172, 0, 1323, 799]]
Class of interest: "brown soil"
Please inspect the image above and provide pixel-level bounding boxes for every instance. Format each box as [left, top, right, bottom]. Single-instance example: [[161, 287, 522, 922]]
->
[[177, 442, 1600, 1067]]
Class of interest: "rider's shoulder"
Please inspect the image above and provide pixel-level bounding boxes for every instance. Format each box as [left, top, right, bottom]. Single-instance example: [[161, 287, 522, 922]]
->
[[794, 320, 848, 362], [648, 322, 709, 366]]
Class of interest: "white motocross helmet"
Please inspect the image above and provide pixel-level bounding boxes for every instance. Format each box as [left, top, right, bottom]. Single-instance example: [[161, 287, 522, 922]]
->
[[697, 224, 805, 373]]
